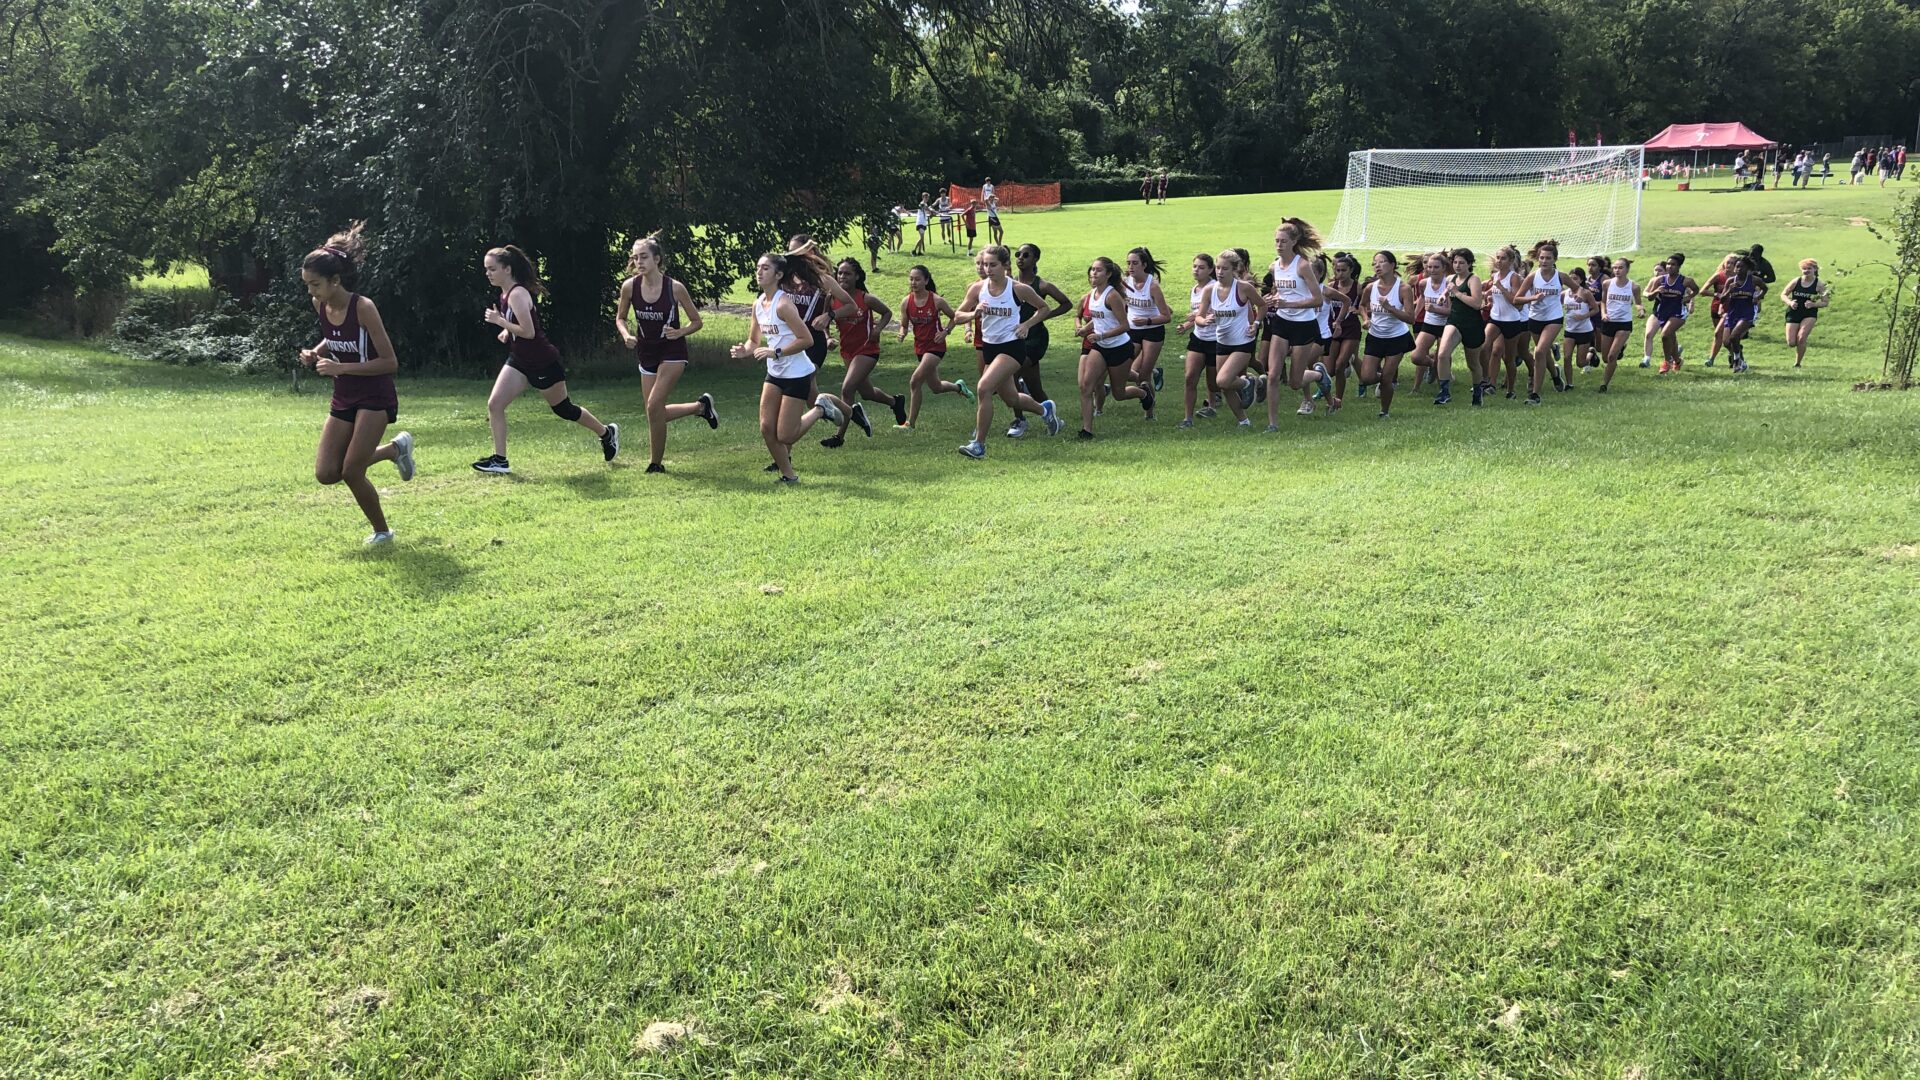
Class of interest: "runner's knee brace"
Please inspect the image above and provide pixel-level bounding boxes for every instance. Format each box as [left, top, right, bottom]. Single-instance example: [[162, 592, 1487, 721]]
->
[[551, 398, 583, 422]]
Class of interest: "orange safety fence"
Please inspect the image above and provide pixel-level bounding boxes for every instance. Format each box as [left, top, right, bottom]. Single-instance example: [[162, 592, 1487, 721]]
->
[[946, 182, 1062, 212]]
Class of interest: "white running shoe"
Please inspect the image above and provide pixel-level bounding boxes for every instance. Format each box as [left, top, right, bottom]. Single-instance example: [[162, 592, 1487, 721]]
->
[[1297, 400, 1314, 416], [814, 394, 844, 424], [392, 431, 415, 481], [1006, 417, 1028, 439], [365, 530, 394, 546], [958, 439, 986, 459], [1237, 418, 1252, 428]]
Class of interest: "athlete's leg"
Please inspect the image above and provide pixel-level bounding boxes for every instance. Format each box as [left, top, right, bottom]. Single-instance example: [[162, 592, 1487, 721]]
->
[[537, 380, 608, 437], [486, 364, 530, 457], [642, 364, 702, 466], [1077, 351, 1102, 432]]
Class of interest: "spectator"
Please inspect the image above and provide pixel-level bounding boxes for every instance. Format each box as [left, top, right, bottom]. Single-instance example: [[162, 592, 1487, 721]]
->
[[1772, 152, 1785, 189], [1850, 149, 1867, 184]]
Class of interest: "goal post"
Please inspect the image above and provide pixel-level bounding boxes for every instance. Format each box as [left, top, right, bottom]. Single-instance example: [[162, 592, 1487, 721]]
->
[[1327, 145, 1645, 257]]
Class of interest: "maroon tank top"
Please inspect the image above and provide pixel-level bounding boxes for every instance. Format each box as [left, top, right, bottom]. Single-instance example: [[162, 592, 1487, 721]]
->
[[499, 285, 563, 370], [316, 293, 397, 411], [627, 274, 688, 364]]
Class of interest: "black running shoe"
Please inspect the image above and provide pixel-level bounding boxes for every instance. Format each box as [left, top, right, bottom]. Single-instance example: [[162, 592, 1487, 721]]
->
[[1141, 385, 1156, 416], [821, 435, 845, 448], [764, 461, 780, 472], [698, 393, 719, 430], [850, 403, 874, 437], [890, 395, 907, 427], [472, 454, 510, 474], [600, 422, 620, 461], [1598, 383, 1610, 393], [645, 462, 666, 474], [1077, 429, 1095, 440], [1526, 392, 1542, 405]]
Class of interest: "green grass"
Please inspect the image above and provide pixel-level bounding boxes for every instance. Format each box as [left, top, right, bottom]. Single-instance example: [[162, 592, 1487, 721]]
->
[[4, 185, 1920, 1079]]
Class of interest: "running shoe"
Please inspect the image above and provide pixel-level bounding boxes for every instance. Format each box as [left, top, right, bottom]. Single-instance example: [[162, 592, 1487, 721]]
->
[[645, 462, 666, 473], [1657, 361, 1673, 374], [1549, 370, 1566, 392], [1017, 379, 1029, 395], [1178, 418, 1194, 428], [1263, 422, 1278, 432], [1357, 384, 1369, 398], [699, 393, 720, 429], [1041, 400, 1064, 436], [1471, 382, 1484, 407], [392, 431, 415, 481], [1597, 383, 1610, 393], [1151, 366, 1164, 392], [472, 454, 510, 474], [1640, 355, 1652, 368], [890, 395, 907, 427], [958, 439, 986, 459], [1705, 355, 1716, 367], [1141, 385, 1156, 417], [365, 530, 394, 545], [1313, 364, 1332, 400], [1006, 417, 1028, 439], [820, 435, 845, 448], [1254, 377, 1268, 404], [814, 394, 844, 425], [955, 378, 976, 404], [1237, 418, 1252, 428], [1526, 392, 1541, 405], [764, 461, 780, 472], [1506, 390, 1516, 399], [1077, 429, 1095, 440], [1377, 410, 1390, 420], [850, 403, 874, 437], [1093, 407, 1103, 417], [1551, 342, 1562, 363], [601, 422, 620, 461], [1237, 377, 1256, 409], [1297, 400, 1314, 416], [1434, 389, 1450, 405], [776, 474, 799, 484], [1195, 404, 1218, 419]]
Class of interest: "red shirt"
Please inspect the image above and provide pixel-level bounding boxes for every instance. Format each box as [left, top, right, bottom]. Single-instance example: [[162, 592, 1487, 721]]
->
[[963, 206, 978, 229], [832, 290, 878, 359], [902, 292, 947, 355]]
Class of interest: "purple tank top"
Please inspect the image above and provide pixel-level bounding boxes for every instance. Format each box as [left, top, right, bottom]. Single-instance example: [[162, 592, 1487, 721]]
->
[[628, 274, 688, 363], [317, 293, 397, 411], [500, 286, 563, 370]]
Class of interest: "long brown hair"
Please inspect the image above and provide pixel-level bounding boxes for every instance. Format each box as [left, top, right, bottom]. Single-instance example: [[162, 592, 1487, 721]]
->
[[486, 245, 546, 296]]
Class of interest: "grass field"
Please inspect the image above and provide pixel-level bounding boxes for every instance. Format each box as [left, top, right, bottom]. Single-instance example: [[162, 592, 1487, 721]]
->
[[4, 185, 1920, 1078]]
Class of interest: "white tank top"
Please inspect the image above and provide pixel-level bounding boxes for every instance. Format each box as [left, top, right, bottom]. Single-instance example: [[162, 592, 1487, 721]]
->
[[1563, 288, 1594, 333], [1123, 273, 1159, 329], [1089, 286, 1131, 348], [1421, 277, 1450, 326], [1189, 285, 1217, 342], [1316, 297, 1333, 338], [1367, 279, 1410, 337], [1270, 255, 1317, 322], [1603, 279, 1635, 322], [755, 289, 812, 379], [1489, 270, 1524, 322], [976, 277, 1021, 346], [1529, 269, 1566, 321], [1211, 280, 1253, 346]]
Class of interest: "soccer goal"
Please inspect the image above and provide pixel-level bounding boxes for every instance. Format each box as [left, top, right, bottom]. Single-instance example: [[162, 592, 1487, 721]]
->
[[1326, 146, 1645, 257]]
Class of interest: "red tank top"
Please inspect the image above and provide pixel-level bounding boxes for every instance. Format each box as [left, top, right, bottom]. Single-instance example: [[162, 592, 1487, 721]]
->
[[903, 292, 947, 355], [316, 293, 397, 411], [499, 285, 563, 370], [627, 274, 688, 363], [832, 290, 878, 359]]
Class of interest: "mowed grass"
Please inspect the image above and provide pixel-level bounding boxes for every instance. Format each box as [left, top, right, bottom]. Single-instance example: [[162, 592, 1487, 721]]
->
[[4, 185, 1920, 1078]]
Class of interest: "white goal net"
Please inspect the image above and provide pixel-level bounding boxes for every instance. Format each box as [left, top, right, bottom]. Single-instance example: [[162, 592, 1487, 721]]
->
[[1326, 146, 1644, 257]]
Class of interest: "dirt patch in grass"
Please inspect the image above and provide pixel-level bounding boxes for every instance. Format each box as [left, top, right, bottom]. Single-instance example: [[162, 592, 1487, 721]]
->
[[1849, 217, 1871, 227], [633, 1020, 704, 1054], [1881, 544, 1920, 560], [1675, 225, 1734, 234]]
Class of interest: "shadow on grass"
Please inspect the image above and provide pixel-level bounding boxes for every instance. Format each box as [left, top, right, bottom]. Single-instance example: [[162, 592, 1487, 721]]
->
[[354, 537, 473, 596]]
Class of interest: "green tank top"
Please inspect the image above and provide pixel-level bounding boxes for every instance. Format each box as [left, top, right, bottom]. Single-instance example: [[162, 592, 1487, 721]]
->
[[1445, 276, 1480, 329]]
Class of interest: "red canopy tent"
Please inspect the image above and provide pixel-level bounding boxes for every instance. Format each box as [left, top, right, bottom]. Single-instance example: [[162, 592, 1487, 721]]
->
[[1643, 122, 1777, 151]]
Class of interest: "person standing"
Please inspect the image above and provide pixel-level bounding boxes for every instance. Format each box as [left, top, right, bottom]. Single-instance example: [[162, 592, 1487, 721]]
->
[[962, 200, 980, 255], [986, 196, 1004, 246], [981, 176, 996, 206], [913, 192, 930, 256], [1771, 152, 1785, 189]]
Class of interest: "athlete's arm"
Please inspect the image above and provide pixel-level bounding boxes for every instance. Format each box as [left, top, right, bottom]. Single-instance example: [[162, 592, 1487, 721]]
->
[[1104, 289, 1129, 331], [665, 280, 703, 340], [1011, 282, 1046, 336], [1074, 293, 1097, 338], [933, 294, 957, 334], [1235, 281, 1259, 339], [614, 277, 635, 346], [1147, 280, 1172, 325], [1382, 285, 1415, 322], [1293, 260, 1325, 308], [950, 282, 985, 323], [896, 295, 914, 339], [492, 287, 538, 340], [866, 295, 893, 335], [1039, 279, 1073, 321]]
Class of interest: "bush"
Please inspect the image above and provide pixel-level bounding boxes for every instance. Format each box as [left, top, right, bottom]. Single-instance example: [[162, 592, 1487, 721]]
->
[[30, 287, 127, 338], [112, 287, 222, 342], [113, 292, 310, 376], [1054, 174, 1228, 204]]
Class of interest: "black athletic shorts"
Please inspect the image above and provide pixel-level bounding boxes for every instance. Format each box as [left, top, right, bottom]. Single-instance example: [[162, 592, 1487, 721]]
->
[[329, 404, 396, 425], [1600, 320, 1633, 337], [1186, 336, 1216, 360], [980, 338, 1026, 365], [1128, 325, 1165, 344], [1023, 330, 1050, 366], [1213, 337, 1256, 358], [1418, 321, 1448, 338], [1566, 328, 1595, 345], [765, 373, 812, 400], [1451, 320, 1487, 349], [1272, 318, 1319, 347], [1364, 332, 1415, 358], [507, 356, 565, 390], [1527, 317, 1564, 334], [1491, 319, 1529, 340], [1094, 342, 1133, 367]]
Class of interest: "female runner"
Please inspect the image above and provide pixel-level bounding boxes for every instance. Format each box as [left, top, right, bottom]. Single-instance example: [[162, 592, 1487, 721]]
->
[[1652, 253, 1700, 373], [1718, 253, 1763, 372], [1262, 218, 1328, 418], [1122, 247, 1173, 394], [1433, 248, 1487, 405], [820, 257, 899, 445], [1559, 268, 1598, 385], [1484, 244, 1530, 400], [614, 233, 715, 473], [298, 224, 414, 544], [1511, 239, 1572, 404], [1355, 251, 1416, 418], [949, 244, 1062, 458], [1595, 257, 1644, 392], [1408, 253, 1452, 400], [1325, 253, 1364, 404], [474, 245, 618, 474], [1076, 256, 1153, 437], [1175, 252, 1219, 427], [1780, 258, 1831, 366], [1008, 243, 1075, 438], [1205, 249, 1262, 428], [899, 265, 970, 429], [732, 252, 856, 483]]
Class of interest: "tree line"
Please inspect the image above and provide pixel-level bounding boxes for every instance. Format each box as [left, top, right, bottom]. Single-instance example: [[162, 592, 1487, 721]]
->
[[3, 0, 1916, 365]]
